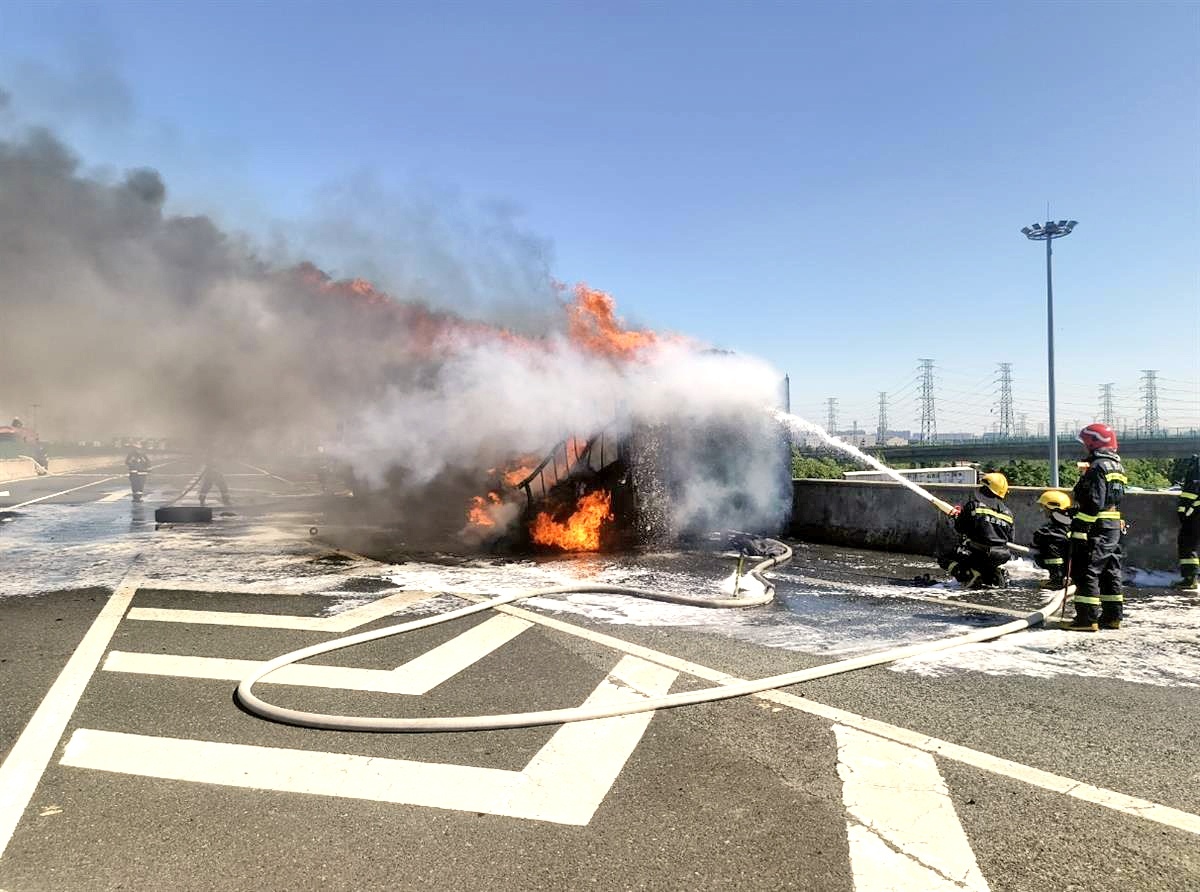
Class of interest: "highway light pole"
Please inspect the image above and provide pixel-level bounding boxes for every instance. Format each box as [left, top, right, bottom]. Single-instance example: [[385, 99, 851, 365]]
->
[[1021, 219, 1077, 487]]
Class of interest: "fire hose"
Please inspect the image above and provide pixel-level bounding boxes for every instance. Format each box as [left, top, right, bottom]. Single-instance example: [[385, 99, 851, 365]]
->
[[235, 540, 1072, 733]]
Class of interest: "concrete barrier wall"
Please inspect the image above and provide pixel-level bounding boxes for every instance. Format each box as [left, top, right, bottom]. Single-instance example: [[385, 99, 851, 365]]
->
[[790, 478, 1180, 570]]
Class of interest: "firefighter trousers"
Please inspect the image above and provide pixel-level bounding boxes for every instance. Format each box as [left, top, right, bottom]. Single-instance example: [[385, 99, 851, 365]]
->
[[1179, 512, 1199, 580], [945, 545, 1009, 588], [1070, 524, 1123, 623]]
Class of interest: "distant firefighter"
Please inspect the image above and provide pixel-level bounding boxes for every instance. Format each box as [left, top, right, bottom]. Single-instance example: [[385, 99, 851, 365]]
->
[[1175, 454, 1200, 592], [126, 443, 151, 502], [198, 452, 231, 507], [939, 472, 1014, 588], [1031, 490, 1072, 590], [31, 439, 49, 475]]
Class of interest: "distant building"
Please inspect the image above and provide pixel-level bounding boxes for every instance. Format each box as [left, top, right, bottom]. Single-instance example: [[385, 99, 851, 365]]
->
[[844, 466, 978, 485]]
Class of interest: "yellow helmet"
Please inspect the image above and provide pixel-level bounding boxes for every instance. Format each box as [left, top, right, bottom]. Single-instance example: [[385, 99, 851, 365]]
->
[[1037, 490, 1072, 511], [980, 472, 1009, 499]]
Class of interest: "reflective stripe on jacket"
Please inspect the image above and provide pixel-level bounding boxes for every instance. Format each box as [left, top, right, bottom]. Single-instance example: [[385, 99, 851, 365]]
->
[[1032, 511, 1071, 564], [1071, 451, 1125, 539], [954, 491, 1014, 549], [1178, 458, 1199, 517]]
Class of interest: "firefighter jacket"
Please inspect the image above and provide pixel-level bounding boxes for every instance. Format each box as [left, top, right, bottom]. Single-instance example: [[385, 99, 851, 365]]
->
[[1178, 457, 1199, 519], [954, 489, 1014, 549], [1070, 450, 1126, 542], [1032, 510, 1071, 568], [126, 450, 151, 474]]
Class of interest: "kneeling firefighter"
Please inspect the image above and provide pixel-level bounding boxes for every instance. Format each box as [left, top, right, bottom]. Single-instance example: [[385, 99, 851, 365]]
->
[[1031, 490, 1072, 589], [939, 472, 1014, 588], [1067, 423, 1126, 631]]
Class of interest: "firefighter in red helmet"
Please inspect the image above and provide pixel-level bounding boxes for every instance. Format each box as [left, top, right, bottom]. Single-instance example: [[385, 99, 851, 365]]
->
[[1066, 423, 1127, 631]]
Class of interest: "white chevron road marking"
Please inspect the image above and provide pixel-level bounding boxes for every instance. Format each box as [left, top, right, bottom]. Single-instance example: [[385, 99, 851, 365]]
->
[[103, 613, 532, 694], [836, 724, 988, 891], [126, 589, 430, 630], [62, 655, 677, 826]]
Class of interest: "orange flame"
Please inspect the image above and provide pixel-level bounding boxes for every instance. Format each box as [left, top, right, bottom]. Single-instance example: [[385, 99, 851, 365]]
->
[[297, 264, 672, 365], [502, 465, 536, 486], [567, 284, 661, 360], [467, 491, 503, 527], [293, 262, 534, 352], [530, 490, 613, 552]]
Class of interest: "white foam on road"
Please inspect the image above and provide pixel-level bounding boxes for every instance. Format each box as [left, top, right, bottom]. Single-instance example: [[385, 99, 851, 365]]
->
[[4, 498, 1195, 691], [893, 592, 1200, 688], [383, 555, 1200, 689], [0, 503, 393, 599]]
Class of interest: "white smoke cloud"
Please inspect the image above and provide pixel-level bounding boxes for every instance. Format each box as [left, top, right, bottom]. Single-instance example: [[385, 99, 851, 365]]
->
[[0, 109, 790, 538]]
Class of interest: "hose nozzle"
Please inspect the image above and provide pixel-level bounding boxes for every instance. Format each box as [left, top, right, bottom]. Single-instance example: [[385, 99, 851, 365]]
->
[[931, 497, 957, 516]]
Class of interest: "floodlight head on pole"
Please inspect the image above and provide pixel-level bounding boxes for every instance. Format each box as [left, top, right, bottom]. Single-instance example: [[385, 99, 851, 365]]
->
[[1022, 219, 1077, 241]]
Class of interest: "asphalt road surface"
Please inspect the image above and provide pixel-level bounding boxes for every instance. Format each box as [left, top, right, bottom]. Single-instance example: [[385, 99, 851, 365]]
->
[[2, 458, 1198, 891]]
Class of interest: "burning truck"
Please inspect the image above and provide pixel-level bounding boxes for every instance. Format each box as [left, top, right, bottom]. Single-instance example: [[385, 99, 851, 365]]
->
[[311, 279, 792, 557], [463, 403, 793, 555]]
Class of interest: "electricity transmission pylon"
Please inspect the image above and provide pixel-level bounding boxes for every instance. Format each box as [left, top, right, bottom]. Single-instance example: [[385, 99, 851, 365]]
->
[[1140, 370, 1161, 435], [1099, 383, 1115, 429], [996, 363, 1014, 438], [918, 359, 936, 442]]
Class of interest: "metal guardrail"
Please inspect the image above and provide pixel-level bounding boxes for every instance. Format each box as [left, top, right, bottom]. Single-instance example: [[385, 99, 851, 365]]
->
[[516, 429, 622, 508], [799, 431, 1200, 463], [900, 429, 1198, 447]]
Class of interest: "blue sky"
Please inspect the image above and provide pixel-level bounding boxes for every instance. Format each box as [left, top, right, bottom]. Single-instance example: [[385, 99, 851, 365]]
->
[[1, 0, 1196, 435]]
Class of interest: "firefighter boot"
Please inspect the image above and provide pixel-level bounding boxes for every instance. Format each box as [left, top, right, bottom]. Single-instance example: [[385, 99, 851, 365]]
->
[[1099, 606, 1123, 631], [1063, 603, 1099, 632], [1173, 569, 1199, 592]]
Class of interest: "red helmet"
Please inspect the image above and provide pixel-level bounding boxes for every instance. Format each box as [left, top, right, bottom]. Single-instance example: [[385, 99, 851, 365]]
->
[[1078, 422, 1118, 453]]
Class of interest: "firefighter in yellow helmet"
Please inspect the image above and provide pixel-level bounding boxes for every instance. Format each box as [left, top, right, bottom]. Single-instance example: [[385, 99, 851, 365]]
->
[[1031, 491, 1072, 589], [939, 472, 1014, 588]]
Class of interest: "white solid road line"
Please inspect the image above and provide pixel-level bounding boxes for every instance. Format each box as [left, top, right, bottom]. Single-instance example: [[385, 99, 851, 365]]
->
[[468, 596, 1200, 838], [6, 460, 180, 511], [0, 575, 141, 861], [127, 589, 431, 631], [62, 655, 677, 825], [7, 474, 126, 510], [103, 613, 533, 694], [836, 725, 989, 892], [97, 490, 130, 503], [238, 461, 295, 485]]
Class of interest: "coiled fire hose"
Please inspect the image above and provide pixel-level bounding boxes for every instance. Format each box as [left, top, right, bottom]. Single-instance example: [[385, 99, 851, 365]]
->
[[236, 540, 1072, 733]]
